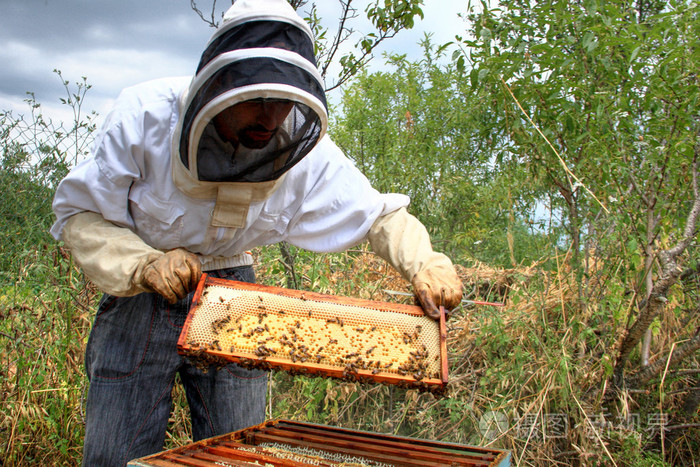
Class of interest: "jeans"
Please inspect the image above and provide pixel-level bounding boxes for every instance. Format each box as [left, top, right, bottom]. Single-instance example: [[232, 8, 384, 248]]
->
[[82, 266, 267, 467]]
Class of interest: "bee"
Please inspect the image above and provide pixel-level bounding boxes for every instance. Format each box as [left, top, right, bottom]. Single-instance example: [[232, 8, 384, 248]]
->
[[365, 346, 377, 356], [187, 349, 205, 361]]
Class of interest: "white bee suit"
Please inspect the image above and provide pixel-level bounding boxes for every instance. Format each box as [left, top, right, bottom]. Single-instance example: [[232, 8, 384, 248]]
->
[[51, 0, 458, 306], [52, 77, 415, 284]]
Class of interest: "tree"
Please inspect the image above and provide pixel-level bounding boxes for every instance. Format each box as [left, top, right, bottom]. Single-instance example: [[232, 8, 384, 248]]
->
[[460, 0, 700, 449], [331, 38, 552, 265]]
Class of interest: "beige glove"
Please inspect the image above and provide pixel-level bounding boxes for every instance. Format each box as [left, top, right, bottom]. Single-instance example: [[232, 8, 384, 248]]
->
[[137, 249, 202, 304], [412, 265, 463, 319], [368, 207, 463, 319], [62, 211, 201, 301]]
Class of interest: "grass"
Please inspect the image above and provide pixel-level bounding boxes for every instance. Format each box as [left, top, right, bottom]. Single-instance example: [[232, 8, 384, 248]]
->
[[1, 244, 698, 466]]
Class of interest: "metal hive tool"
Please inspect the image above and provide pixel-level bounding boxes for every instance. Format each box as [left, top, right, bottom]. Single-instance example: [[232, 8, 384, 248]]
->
[[177, 274, 448, 393], [128, 419, 512, 466]]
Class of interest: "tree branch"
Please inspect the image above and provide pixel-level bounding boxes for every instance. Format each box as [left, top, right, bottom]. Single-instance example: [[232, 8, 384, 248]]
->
[[190, 0, 221, 28], [627, 327, 700, 387], [614, 138, 700, 385], [320, 0, 356, 78]]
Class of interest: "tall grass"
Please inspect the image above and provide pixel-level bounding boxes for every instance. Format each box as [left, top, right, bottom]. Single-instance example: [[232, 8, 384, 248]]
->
[[4, 244, 694, 465]]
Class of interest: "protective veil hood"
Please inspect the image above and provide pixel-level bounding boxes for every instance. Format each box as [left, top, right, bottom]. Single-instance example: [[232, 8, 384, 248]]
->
[[172, 0, 328, 201]]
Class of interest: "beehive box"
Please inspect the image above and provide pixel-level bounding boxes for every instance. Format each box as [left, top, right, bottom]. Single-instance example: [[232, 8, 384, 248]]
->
[[177, 275, 448, 393], [128, 419, 512, 466]]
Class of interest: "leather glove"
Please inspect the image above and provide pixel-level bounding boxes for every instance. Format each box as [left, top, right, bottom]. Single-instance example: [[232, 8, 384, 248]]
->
[[138, 248, 202, 304], [412, 265, 463, 320]]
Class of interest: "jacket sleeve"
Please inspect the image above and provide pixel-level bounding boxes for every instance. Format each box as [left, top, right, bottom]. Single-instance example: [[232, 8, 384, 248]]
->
[[50, 86, 162, 295], [51, 106, 146, 240], [62, 211, 164, 296], [367, 207, 456, 282]]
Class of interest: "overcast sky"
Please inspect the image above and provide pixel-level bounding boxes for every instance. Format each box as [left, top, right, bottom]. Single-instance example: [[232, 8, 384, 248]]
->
[[0, 0, 469, 127]]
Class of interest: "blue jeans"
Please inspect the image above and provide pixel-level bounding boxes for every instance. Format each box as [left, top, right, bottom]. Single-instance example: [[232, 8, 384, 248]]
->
[[82, 266, 267, 467]]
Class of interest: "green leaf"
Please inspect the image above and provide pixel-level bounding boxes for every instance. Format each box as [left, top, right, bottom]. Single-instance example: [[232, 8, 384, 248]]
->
[[629, 46, 641, 64]]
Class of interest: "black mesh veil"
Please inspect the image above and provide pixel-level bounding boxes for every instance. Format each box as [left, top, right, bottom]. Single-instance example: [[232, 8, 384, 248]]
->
[[175, 8, 328, 185], [195, 100, 322, 183]]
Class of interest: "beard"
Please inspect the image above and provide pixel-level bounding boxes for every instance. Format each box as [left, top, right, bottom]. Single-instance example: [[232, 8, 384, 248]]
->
[[237, 124, 277, 149]]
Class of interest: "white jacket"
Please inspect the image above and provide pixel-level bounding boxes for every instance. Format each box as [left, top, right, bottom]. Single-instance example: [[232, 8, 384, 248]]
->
[[51, 77, 410, 271]]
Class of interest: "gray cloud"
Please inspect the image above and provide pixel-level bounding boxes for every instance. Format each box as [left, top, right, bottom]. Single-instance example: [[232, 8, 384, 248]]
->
[[0, 0, 215, 113], [1, 0, 467, 123]]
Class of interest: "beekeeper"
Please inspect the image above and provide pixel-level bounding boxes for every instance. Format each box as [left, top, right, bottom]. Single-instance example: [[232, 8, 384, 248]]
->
[[50, 0, 462, 464]]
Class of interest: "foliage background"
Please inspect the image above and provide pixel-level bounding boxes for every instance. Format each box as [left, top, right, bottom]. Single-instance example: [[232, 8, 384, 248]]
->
[[1, 0, 699, 465]]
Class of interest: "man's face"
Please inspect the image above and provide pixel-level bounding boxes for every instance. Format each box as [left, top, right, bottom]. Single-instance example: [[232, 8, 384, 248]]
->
[[214, 99, 294, 149]]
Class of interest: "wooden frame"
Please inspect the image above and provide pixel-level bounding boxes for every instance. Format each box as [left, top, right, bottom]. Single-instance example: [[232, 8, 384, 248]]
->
[[177, 274, 448, 392], [129, 419, 512, 466]]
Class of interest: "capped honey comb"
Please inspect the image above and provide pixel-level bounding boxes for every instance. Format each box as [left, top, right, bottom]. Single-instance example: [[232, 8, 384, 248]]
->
[[177, 275, 448, 393]]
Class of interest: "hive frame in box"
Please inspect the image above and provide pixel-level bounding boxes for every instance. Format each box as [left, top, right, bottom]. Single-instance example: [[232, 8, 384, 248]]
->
[[128, 418, 512, 466], [177, 274, 449, 393]]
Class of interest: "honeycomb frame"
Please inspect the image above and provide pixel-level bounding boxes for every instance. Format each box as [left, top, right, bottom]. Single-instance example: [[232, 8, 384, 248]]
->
[[177, 274, 448, 392]]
